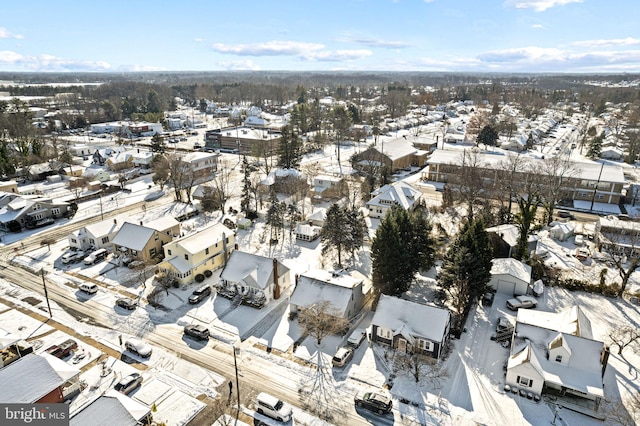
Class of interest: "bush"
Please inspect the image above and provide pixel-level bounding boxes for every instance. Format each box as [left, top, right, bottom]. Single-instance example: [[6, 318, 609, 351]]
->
[[195, 274, 205, 283], [172, 279, 179, 288], [204, 270, 213, 278], [246, 211, 259, 220]]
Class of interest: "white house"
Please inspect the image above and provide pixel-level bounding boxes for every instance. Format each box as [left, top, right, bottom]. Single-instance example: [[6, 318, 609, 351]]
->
[[68, 218, 122, 251], [549, 222, 575, 242], [219, 251, 290, 305], [488, 258, 531, 295], [371, 295, 451, 360], [159, 223, 235, 285], [294, 223, 321, 241], [366, 181, 422, 219], [289, 269, 367, 320], [505, 307, 606, 403]]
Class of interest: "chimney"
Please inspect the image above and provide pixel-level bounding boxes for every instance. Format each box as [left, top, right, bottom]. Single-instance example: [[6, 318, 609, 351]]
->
[[273, 258, 281, 300]]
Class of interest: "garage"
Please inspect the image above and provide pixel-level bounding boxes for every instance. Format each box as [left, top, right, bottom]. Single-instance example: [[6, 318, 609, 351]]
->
[[496, 280, 516, 295]]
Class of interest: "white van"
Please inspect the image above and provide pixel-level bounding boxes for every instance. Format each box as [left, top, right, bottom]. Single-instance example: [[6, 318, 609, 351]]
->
[[79, 283, 98, 294], [256, 392, 292, 423], [84, 248, 108, 265]]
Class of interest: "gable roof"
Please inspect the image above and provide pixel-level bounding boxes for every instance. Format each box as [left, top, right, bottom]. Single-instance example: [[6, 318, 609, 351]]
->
[[172, 223, 230, 254], [490, 258, 531, 283], [289, 269, 362, 316], [70, 390, 150, 426], [111, 222, 155, 251], [486, 224, 519, 247], [367, 181, 421, 210], [0, 353, 79, 403], [516, 305, 593, 339], [84, 218, 121, 238], [372, 295, 450, 343], [221, 251, 289, 291]]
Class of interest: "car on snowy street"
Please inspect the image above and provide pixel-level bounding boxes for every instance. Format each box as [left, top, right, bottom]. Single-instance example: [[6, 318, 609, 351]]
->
[[354, 392, 393, 415]]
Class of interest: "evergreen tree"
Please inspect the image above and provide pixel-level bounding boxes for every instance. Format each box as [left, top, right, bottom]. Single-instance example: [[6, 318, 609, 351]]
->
[[409, 207, 437, 271], [266, 190, 285, 242], [345, 207, 368, 260], [320, 203, 349, 267], [277, 125, 302, 169], [371, 210, 413, 296], [150, 133, 166, 154], [240, 156, 253, 215], [438, 219, 493, 317], [476, 125, 499, 148], [587, 132, 604, 160]]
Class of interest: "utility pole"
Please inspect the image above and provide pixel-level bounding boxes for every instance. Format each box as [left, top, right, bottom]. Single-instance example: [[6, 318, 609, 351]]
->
[[233, 346, 240, 426], [41, 268, 52, 317]]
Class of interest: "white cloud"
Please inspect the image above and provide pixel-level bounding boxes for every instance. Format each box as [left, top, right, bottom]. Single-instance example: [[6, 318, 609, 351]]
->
[[423, 0, 435, 3], [210, 41, 324, 56], [0, 27, 23, 39], [531, 24, 544, 29], [194, 38, 203, 43], [571, 37, 640, 48], [0, 50, 112, 71], [302, 49, 373, 62], [503, 0, 582, 12], [348, 38, 410, 49], [218, 59, 261, 70]]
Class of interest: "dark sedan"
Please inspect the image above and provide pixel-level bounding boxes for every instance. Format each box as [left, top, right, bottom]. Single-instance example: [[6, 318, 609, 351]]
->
[[116, 297, 137, 310], [354, 392, 393, 415], [183, 324, 210, 341]]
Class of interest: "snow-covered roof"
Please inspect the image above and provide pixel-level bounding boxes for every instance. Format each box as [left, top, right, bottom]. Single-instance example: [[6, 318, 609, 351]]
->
[[0, 327, 21, 349], [143, 216, 180, 232], [427, 150, 626, 183], [294, 223, 320, 236], [370, 136, 423, 161], [307, 208, 327, 223], [372, 295, 450, 343], [84, 218, 121, 238], [0, 353, 79, 403], [112, 222, 155, 251], [173, 223, 230, 254], [221, 251, 289, 291], [490, 258, 531, 283], [70, 389, 151, 426], [516, 306, 593, 339], [486, 224, 519, 247], [367, 181, 421, 210], [510, 329, 604, 398], [290, 269, 362, 315], [550, 222, 575, 235]]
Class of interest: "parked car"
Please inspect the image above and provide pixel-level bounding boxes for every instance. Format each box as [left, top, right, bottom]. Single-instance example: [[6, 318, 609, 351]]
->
[[124, 337, 152, 358], [482, 291, 495, 307], [575, 247, 589, 260], [183, 324, 210, 341], [83, 248, 108, 265], [332, 347, 354, 367], [354, 392, 393, 415], [346, 328, 366, 348], [114, 373, 143, 395], [188, 285, 211, 304], [45, 339, 77, 359], [255, 392, 292, 423], [574, 234, 585, 246], [557, 210, 575, 220], [116, 297, 137, 310], [506, 295, 538, 311], [79, 283, 98, 294], [62, 250, 84, 264]]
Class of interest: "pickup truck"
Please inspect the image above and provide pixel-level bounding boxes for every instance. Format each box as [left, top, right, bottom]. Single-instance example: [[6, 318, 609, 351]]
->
[[45, 339, 77, 359]]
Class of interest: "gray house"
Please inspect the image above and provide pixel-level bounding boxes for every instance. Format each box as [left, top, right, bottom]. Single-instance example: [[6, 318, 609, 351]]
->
[[371, 295, 451, 360]]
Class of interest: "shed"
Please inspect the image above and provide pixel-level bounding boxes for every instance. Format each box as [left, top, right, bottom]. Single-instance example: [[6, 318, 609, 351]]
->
[[549, 222, 575, 241]]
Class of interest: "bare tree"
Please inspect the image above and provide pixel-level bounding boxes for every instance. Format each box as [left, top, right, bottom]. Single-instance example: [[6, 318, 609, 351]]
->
[[397, 352, 449, 387], [151, 155, 170, 190], [539, 155, 577, 224], [449, 149, 488, 223], [493, 153, 527, 223], [210, 159, 234, 213], [605, 394, 640, 426], [67, 178, 86, 201], [298, 301, 350, 346], [608, 325, 640, 355]]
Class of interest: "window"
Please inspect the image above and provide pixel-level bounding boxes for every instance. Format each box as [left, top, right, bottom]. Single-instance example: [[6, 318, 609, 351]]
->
[[555, 355, 563, 363], [205, 247, 210, 255], [184, 254, 189, 260], [154, 232, 159, 241], [417, 339, 434, 352], [52, 208, 60, 215], [376, 327, 392, 339], [101, 237, 109, 244], [150, 248, 156, 257], [167, 249, 172, 256], [517, 376, 532, 387], [71, 238, 77, 244], [225, 236, 230, 244]]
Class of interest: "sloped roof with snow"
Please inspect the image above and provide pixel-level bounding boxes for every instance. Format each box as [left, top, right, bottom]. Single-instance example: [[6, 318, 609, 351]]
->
[[70, 390, 150, 426], [372, 295, 450, 343], [175, 223, 230, 254], [143, 216, 180, 232], [289, 270, 361, 315], [367, 181, 421, 210], [516, 306, 593, 339], [221, 251, 289, 290], [0, 353, 79, 403], [370, 136, 421, 161], [490, 258, 531, 283], [84, 218, 121, 238], [486, 224, 519, 247], [111, 222, 155, 251]]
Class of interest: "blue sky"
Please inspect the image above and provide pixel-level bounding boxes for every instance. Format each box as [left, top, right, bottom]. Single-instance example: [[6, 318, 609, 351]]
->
[[1, 0, 639, 73]]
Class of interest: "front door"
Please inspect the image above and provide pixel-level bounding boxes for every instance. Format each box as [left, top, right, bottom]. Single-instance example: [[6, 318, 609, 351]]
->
[[398, 338, 407, 353]]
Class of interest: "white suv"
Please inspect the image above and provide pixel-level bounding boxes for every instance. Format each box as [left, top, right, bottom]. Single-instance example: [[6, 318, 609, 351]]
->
[[256, 392, 292, 422]]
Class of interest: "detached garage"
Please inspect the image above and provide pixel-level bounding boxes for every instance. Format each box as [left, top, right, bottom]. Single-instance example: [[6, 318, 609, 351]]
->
[[489, 258, 531, 296]]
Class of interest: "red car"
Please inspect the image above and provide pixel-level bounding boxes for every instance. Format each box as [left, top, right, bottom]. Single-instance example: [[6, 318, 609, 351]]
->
[[45, 339, 78, 359]]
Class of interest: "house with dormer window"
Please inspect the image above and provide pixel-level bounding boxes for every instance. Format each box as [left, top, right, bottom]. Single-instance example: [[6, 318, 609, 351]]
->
[[505, 306, 608, 404], [111, 217, 180, 264], [366, 181, 422, 219]]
